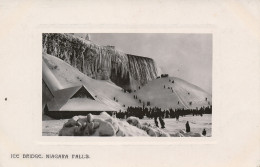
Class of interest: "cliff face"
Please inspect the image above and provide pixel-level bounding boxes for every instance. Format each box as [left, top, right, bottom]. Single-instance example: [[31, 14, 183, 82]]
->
[[42, 33, 158, 90]]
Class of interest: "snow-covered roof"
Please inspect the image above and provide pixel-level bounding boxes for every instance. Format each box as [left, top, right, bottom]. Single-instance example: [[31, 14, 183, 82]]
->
[[42, 60, 63, 94], [46, 85, 115, 111], [60, 98, 115, 111]]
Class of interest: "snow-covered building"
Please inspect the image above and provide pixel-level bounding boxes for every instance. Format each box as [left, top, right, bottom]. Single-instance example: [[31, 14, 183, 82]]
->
[[42, 61, 115, 119]]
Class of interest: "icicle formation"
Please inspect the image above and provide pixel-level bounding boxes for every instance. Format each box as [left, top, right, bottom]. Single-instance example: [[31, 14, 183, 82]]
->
[[127, 54, 158, 86], [42, 33, 158, 90]]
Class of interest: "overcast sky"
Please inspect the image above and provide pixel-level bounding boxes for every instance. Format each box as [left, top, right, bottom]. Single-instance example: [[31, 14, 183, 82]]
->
[[89, 33, 212, 94]]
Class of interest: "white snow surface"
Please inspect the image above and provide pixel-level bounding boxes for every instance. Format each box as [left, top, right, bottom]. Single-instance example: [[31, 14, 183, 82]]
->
[[43, 112, 211, 137]]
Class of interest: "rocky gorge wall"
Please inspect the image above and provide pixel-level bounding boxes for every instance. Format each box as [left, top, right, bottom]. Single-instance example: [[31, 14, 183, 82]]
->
[[42, 33, 158, 90]]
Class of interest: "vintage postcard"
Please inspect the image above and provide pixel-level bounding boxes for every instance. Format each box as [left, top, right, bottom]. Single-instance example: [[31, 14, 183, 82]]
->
[[0, 0, 259, 167]]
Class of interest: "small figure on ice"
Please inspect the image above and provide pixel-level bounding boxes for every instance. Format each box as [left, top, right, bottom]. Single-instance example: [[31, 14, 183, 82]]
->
[[153, 108, 165, 129], [202, 129, 206, 136], [186, 121, 190, 132]]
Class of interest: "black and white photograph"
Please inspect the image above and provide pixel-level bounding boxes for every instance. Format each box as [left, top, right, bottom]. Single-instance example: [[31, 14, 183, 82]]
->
[[42, 33, 212, 137], [1, 0, 260, 166]]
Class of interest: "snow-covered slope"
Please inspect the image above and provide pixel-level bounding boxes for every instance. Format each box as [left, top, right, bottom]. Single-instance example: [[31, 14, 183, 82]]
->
[[132, 77, 212, 110], [43, 53, 142, 111]]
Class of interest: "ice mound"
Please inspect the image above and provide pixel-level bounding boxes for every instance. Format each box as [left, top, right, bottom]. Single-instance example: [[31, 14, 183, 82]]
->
[[126, 117, 170, 137], [169, 130, 203, 137], [178, 130, 203, 137], [59, 112, 170, 137]]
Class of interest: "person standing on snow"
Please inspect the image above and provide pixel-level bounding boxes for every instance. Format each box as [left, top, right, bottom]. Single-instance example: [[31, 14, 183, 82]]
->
[[153, 108, 159, 127], [186, 121, 190, 132], [202, 129, 206, 136], [153, 108, 165, 129], [158, 109, 165, 129]]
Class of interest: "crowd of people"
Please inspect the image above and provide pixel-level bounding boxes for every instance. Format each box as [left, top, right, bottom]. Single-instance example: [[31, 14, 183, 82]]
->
[[115, 105, 212, 120]]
